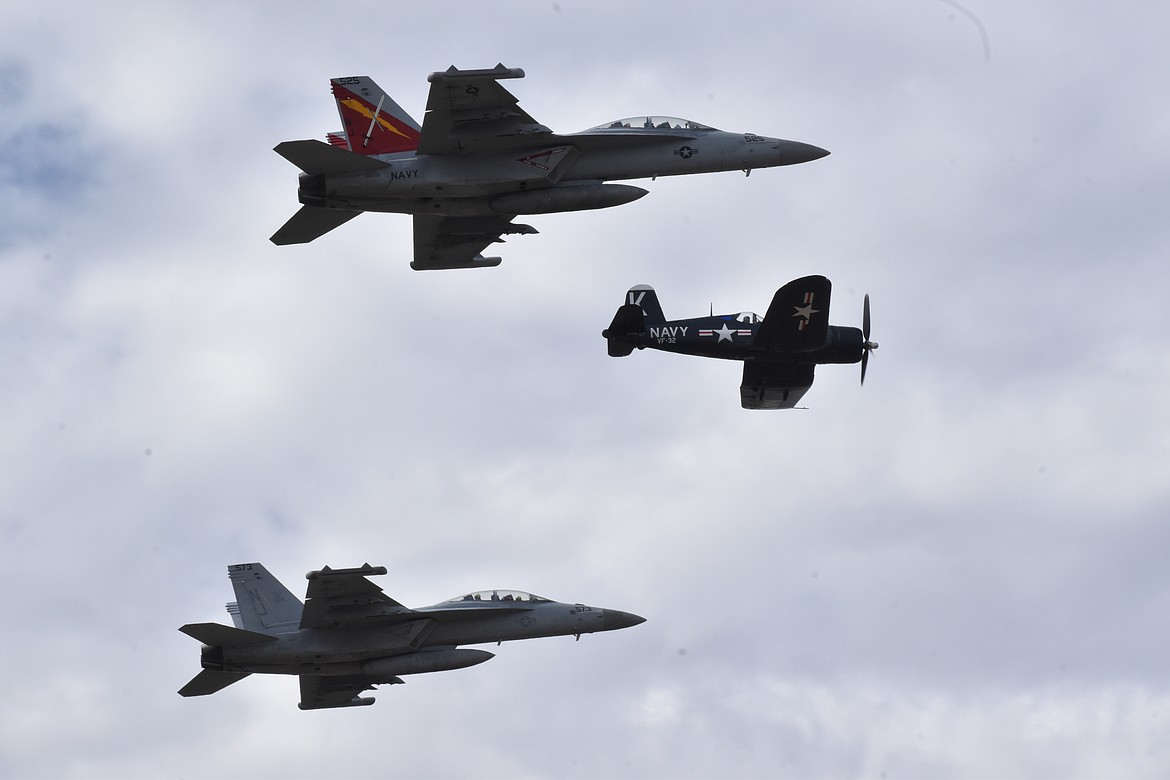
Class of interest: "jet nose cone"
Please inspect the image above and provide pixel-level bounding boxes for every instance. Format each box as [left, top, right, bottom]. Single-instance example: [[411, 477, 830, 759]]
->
[[602, 609, 647, 631], [777, 139, 831, 165]]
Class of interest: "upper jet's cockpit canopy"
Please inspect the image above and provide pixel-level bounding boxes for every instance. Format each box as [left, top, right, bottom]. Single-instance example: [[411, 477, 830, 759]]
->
[[445, 590, 551, 603], [735, 312, 762, 324], [586, 116, 718, 132]]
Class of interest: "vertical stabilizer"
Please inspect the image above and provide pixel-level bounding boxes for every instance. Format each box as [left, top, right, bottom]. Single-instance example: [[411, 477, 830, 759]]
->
[[227, 563, 303, 633], [330, 76, 421, 155], [624, 285, 665, 324], [603, 285, 662, 357], [225, 601, 244, 629]]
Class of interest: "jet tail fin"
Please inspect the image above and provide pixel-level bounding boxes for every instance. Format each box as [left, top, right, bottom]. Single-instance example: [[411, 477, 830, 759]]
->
[[226, 563, 304, 634], [178, 669, 252, 698], [330, 76, 421, 155]]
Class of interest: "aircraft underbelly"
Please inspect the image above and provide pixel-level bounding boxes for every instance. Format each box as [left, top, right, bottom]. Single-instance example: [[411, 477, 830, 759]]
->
[[234, 648, 492, 678], [643, 341, 745, 360]]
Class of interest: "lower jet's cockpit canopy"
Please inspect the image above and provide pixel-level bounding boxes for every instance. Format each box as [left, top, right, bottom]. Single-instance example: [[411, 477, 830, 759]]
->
[[587, 116, 717, 132], [446, 590, 551, 603]]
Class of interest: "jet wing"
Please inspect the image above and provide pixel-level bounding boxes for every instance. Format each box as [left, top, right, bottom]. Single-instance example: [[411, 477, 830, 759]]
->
[[299, 564, 416, 629], [740, 361, 816, 410], [298, 674, 401, 710], [419, 65, 552, 154], [753, 275, 832, 353], [411, 214, 537, 270]]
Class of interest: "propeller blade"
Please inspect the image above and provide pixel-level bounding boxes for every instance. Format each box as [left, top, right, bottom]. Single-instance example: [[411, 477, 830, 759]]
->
[[863, 293, 871, 342], [860, 293, 875, 386]]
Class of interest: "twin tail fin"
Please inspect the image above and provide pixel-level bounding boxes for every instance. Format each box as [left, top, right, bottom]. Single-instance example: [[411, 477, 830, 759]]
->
[[330, 76, 421, 155]]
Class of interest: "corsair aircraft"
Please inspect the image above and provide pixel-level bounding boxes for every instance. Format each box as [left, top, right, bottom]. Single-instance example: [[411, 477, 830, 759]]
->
[[271, 64, 829, 269], [603, 275, 877, 409], [178, 563, 644, 710]]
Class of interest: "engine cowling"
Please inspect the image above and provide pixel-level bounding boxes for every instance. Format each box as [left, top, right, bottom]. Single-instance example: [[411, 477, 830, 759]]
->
[[819, 325, 864, 365]]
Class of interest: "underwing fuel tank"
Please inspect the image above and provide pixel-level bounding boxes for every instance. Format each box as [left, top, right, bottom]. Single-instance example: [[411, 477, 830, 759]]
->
[[361, 648, 495, 678], [489, 183, 648, 215]]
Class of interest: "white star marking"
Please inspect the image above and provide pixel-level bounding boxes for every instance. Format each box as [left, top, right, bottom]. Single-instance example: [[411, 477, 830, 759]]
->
[[792, 304, 820, 320], [714, 323, 736, 342]]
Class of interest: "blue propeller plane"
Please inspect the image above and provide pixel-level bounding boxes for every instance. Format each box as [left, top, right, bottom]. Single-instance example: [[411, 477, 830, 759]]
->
[[603, 275, 877, 409]]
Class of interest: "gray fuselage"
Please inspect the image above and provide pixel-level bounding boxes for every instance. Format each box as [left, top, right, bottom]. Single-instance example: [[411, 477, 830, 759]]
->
[[299, 129, 828, 217], [208, 598, 641, 677]]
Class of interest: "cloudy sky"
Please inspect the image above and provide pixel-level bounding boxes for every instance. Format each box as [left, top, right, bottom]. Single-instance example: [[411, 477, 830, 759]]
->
[[3, 1, 1170, 777]]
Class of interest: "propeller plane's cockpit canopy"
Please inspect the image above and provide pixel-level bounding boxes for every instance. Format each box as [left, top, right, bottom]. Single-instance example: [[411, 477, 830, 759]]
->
[[446, 590, 551, 603], [587, 116, 717, 132]]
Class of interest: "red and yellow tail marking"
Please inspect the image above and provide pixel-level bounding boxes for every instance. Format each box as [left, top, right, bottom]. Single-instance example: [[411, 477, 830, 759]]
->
[[332, 85, 420, 155]]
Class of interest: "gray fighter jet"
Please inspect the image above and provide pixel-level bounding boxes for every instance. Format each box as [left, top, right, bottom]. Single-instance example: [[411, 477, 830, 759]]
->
[[271, 64, 829, 269], [178, 563, 645, 710]]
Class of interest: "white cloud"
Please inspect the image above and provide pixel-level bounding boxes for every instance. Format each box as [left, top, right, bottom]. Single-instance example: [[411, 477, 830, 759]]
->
[[3, 1, 1170, 777]]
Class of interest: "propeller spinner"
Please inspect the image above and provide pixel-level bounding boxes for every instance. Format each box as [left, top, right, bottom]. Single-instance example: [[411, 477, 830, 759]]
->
[[861, 293, 879, 385]]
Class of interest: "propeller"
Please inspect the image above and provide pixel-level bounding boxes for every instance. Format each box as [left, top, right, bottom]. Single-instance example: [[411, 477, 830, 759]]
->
[[860, 293, 879, 385]]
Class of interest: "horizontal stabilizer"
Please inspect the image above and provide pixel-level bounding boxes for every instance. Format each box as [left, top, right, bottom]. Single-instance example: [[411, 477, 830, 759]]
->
[[178, 669, 251, 697], [271, 206, 362, 245], [608, 340, 635, 358], [178, 622, 278, 647], [603, 303, 646, 357], [273, 139, 390, 175]]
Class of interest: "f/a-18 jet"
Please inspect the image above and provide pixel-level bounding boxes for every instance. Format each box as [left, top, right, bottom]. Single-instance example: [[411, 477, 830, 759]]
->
[[271, 64, 829, 269], [603, 275, 878, 409], [178, 563, 644, 710]]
